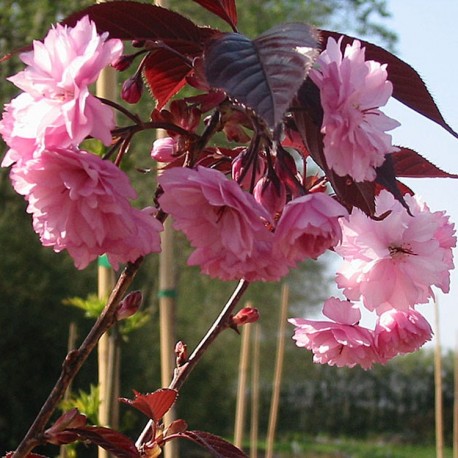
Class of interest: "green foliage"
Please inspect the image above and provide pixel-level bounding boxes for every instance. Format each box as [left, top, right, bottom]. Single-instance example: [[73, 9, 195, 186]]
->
[[168, 0, 397, 48], [60, 384, 100, 425], [64, 294, 105, 319]]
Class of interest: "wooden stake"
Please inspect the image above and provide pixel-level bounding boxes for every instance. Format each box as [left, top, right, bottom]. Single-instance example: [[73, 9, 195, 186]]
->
[[95, 10, 118, 456], [266, 284, 289, 458], [434, 299, 444, 458], [97, 264, 116, 458], [234, 304, 253, 449], [250, 323, 260, 458], [159, 217, 178, 458]]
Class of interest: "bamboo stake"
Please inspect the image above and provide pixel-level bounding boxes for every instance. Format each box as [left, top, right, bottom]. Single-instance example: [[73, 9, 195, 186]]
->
[[158, 217, 178, 458], [266, 284, 289, 458], [250, 323, 260, 458], [454, 332, 458, 458], [234, 303, 253, 450], [434, 299, 444, 458], [95, 6, 118, 455], [97, 262, 116, 458]]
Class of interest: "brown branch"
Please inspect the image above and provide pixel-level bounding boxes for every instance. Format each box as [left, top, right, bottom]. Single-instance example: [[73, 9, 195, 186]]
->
[[12, 257, 144, 458], [135, 279, 250, 447]]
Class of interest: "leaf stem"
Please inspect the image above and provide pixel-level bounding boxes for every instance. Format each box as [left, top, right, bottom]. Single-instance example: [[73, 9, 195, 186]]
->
[[12, 257, 144, 458]]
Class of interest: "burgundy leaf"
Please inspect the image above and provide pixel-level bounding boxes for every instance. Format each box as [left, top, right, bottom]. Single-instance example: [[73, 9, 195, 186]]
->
[[70, 426, 139, 458], [205, 23, 320, 128], [320, 30, 458, 139], [44, 408, 88, 445], [392, 147, 458, 178], [62, 2, 203, 44], [143, 49, 192, 109], [120, 389, 178, 422], [174, 430, 248, 458], [191, 0, 238, 31], [4, 454, 49, 458], [374, 155, 410, 212]]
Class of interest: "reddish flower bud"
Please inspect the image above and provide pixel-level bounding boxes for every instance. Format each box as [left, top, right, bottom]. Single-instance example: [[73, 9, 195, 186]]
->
[[117, 290, 142, 321], [175, 340, 188, 366], [232, 307, 260, 327], [254, 176, 287, 217], [112, 54, 136, 71], [121, 74, 143, 104], [232, 151, 266, 191]]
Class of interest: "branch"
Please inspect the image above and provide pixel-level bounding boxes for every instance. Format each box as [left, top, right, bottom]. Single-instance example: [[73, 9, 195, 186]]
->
[[12, 257, 145, 458], [136, 279, 250, 447]]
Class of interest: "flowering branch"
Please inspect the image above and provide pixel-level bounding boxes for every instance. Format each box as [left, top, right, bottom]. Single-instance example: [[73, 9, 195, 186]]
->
[[12, 257, 144, 458], [136, 279, 250, 447]]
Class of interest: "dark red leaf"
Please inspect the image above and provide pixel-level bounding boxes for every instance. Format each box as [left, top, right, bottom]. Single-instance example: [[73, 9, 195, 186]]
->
[[44, 408, 88, 445], [173, 430, 248, 458], [143, 49, 192, 109], [4, 454, 49, 458], [62, 2, 203, 44], [392, 147, 458, 178], [205, 23, 320, 129], [320, 30, 458, 140], [120, 389, 178, 422], [70, 426, 139, 458], [191, 0, 238, 31]]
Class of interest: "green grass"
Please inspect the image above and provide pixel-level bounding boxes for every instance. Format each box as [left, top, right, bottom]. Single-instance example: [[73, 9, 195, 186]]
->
[[255, 437, 453, 458]]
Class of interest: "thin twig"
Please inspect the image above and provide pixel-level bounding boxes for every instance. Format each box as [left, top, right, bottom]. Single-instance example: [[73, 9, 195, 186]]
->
[[135, 279, 250, 447], [12, 257, 144, 458]]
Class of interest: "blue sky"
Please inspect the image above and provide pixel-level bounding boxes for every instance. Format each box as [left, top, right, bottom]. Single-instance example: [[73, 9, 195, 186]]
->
[[377, 1, 458, 349]]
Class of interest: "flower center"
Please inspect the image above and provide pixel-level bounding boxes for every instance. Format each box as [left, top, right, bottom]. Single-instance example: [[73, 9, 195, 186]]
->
[[388, 243, 415, 259]]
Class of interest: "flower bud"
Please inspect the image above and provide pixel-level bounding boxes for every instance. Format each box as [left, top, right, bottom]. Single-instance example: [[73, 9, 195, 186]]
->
[[121, 74, 143, 104], [253, 176, 287, 217], [175, 340, 188, 367], [116, 290, 142, 321], [112, 54, 136, 71], [151, 137, 179, 163], [231, 307, 260, 327], [232, 151, 266, 191]]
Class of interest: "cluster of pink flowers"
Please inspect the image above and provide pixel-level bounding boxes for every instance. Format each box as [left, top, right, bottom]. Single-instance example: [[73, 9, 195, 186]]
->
[[310, 37, 400, 182], [1, 17, 163, 269], [290, 190, 456, 368], [1, 15, 455, 370], [158, 166, 348, 281]]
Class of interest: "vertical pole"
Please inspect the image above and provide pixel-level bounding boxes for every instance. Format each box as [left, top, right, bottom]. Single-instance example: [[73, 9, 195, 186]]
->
[[159, 216, 178, 458], [454, 332, 458, 458], [151, 2, 177, 454], [249, 323, 260, 458], [97, 260, 116, 458], [265, 284, 289, 458], [234, 303, 253, 450], [434, 299, 444, 458], [95, 18, 118, 453]]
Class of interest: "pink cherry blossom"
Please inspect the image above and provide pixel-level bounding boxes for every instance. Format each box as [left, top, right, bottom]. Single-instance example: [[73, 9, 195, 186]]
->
[[273, 192, 348, 265], [335, 190, 456, 313], [10, 148, 163, 270], [289, 297, 379, 369], [375, 308, 433, 361], [0, 16, 123, 165], [310, 37, 400, 182], [158, 166, 289, 281]]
